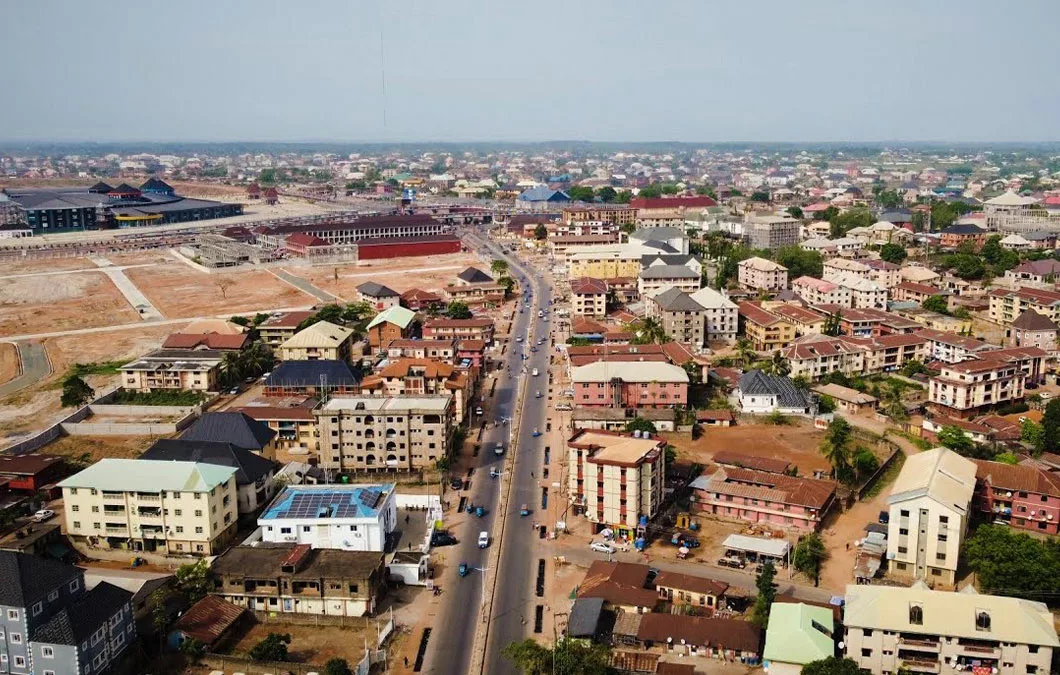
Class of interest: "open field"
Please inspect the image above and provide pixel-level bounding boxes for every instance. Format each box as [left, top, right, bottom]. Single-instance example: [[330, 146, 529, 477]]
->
[[0, 344, 18, 385], [125, 265, 314, 318], [99, 251, 174, 266], [224, 620, 374, 666], [0, 257, 97, 275], [38, 434, 159, 463], [291, 251, 485, 300], [664, 420, 833, 475], [0, 272, 139, 336]]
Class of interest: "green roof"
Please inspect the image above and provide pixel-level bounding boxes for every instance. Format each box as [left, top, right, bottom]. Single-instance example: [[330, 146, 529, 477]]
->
[[367, 305, 416, 330], [58, 458, 236, 493], [763, 602, 835, 666]]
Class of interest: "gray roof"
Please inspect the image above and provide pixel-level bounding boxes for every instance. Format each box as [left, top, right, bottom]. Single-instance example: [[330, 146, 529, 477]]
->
[[32, 582, 132, 646], [941, 223, 985, 235], [639, 240, 679, 253], [180, 412, 276, 451], [640, 264, 700, 280], [457, 267, 493, 284], [0, 551, 82, 608], [265, 359, 361, 388], [653, 287, 705, 312], [357, 281, 400, 297], [738, 370, 813, 409], [567, 597, 607, 639], [642, 253, 696, 267], [141, 439, 278, 486], [631, 226, 684, 241]]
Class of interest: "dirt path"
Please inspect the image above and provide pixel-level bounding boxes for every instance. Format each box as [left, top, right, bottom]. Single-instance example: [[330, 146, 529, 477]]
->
[[0, 344, 18, 385]]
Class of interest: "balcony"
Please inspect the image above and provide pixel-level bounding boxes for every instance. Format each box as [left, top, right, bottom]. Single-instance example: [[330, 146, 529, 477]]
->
[[899, 657, 940, 673], [957, 642, 1000, 658], [105, 525, 129, 534], [134, 493, 161, 502], [102, 492, 125, 501], [898, 637, 940, 652]]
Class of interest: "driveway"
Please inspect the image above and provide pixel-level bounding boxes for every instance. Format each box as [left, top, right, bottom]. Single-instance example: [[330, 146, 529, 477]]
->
[[0, 342, 51, 399]]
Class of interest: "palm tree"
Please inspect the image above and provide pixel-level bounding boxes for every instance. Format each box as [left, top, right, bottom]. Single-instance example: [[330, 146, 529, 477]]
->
[[240, 342, 275, 379], [882, 382, 906, 421], [768, 351, 790, 377], [221, 351, 244, 386], [820, 417, 853, 483], [735, 338, 756, 366]]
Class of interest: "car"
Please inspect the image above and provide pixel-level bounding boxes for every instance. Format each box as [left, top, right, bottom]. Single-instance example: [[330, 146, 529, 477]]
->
[[244, 376, 255, 384], [530, 346, 537, 352], [478, 532, 490, 548], [717, 556, 747, 569], [228, 387, 240, 395], [32, 509, 55, 523], [494, 443, 504, 456], [449, 477, 463, 490], [878, 510, 890, 524], [535, 390, 542, 398], [431, 531, 458, 547], [475, 406, 484, 416], [515, 336, 523, 343], [590, 541, 615, 554]]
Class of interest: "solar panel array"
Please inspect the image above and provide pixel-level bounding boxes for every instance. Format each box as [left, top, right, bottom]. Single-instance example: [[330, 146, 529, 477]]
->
[[271, 490, 375, 519]]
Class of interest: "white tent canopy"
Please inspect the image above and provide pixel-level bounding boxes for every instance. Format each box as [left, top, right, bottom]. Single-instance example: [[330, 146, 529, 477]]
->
[[722, 534, 791, 559]]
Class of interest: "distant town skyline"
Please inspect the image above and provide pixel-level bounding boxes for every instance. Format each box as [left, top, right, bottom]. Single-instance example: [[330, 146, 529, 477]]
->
[[3, 1, 1059, 143]]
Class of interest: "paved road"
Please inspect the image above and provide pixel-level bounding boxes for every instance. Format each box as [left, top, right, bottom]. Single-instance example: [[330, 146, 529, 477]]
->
[[100, 266, 164, 320], [0, 342, 52, 399], [271, 269, 341, 303]]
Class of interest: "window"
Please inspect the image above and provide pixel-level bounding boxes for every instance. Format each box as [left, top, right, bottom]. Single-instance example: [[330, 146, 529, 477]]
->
[[900, 509, 909, 517], [175, 509, 182, 516], [72, 504, 80, 512], [976, 611, 991, 631], [909, 604, 923, 625], [195, 526, 203, 534], [897, 546, 908, 554], [10, 632, 22, 644], [175, 526, 184, 533], [69, 578, 80, 592], [939, 515, 949, 524], [41, 646, 54, 658], [861, 648, 872, 658], [43, 670, 56, 675], [73, 520, 81, 529], [47, 589, 58, 602], [899, 528, 909, 536], [195, 510, 203, 517], [31, 601, 42, 616], [931, 568, 942, 576], [6, 609, 18, 621], [13, 656, 25, 668]]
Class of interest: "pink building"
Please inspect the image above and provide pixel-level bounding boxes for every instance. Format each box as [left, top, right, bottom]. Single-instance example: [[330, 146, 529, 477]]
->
[[974, 459, 1060, 535], [689, 466, 836, 532], [456, 339, 486, 369], [570, 361, 689, 409]]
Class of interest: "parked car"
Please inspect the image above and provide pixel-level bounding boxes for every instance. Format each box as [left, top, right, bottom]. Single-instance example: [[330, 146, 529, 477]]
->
[[535, 390, 542, 398], [431, 531, 458, 547], [32, 509, 55, 523], [449, 477, 464, 490], [717, 556, 746, 569], [478, 531, 490, 548], [878, 510, 890, 524], [589, 541, 615, 554]]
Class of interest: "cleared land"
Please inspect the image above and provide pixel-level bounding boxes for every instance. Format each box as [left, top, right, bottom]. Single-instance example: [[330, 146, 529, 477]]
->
[[39, 434, 157, 463], [99, 251, 174, 266], [0, 344, 18, 385], [0, 272, 139, 336], [224, 620, 374, 666], [292, 251, 485, 300], [125, 265, 314, 318], [664, 420, 833, 475], [0, 257, 97, 275]]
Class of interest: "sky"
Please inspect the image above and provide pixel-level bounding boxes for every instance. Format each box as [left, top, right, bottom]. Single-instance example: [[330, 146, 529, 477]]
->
[[3, 1, 1059, 143]]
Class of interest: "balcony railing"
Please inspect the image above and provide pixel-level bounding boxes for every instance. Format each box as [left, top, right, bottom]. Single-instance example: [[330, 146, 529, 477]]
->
[[899, 658, 940, 673], [898, 637, 940, 651]]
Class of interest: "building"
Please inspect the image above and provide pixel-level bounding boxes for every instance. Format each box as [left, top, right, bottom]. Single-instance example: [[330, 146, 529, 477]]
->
[[633, 613, 761, 663], [782, 334, 866, 380], [688, 286, 738, 343], [384, 338, 457, 362], [516, 186, 571, 212], [257, 214, 451, 248], [0, 455, 65, 493], [316, 397, 454, 472], [892, 281, 944, 306], [885, 448, 976, 584], [566, 243, 669, 279], [630, 195, 717, 226], [576, 561, 657, 613], [422, 318, 495, 343], [929, 357, 1026, 418], [357, 282, 401, 310], [763, 603, 836, 675], [822, 257, 872, 282], [629, 226, 689, 255], [916, 328, 996, 364], [638, 264, 701, 299], [180, 411, 278, 455], [359, 358, 471, 423], [653, 571, 729, 612], [769, 304, 827, 336], [900, 265, 941, 284], [570, 362, 688, 409], [649, 288, 706, 346], [0, 551, 135, 675], [570, 277, 608, 318], [264, 360, 362, 397], [973, 460, 1060, 535], [984, 189, 1059, 233], [567, 430, 666, 537], [989, 286, 1060, 325], [120, 349, 224, 392], [355, 235, 462, 260], [792, 276, 851, 307], [843, 582, 1058, 675], [738, 302, 795, 351], [365, 306, 417, 351], [400, 288, 442, 311], [161, 331, 249, 351], [834, 273, 888, 309], [813, 383, 878, 414], [690, 466, 835, 531], [140, 439, 278, 516], [737, 257, 788, 291], [939, 223, 987, 250], [562, 205, 638, 227], [801, 236, 863, 259], [211, 544, 386, 618], [1007, 309, 1059, 352], [258, 484, 397, 551], [734, 370, 815, 415], [442, 281, 507, 306], [169, 596, 245, 653], [746, 215, 800, 250], [2, 179, 242, 233], [257, 311, 316, 348], [1004, 259, 1060, 285], [280, 321, 355, 362], [236, 406, 318, 463], [59, 459, 239, 556]]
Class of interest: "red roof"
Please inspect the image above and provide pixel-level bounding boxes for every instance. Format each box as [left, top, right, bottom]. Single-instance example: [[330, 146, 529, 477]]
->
[[630, 195, 717, 209], [172, 596, 245, 646], [162, 332, 249, 351], [570, 277, 608, 295], [286, 232, 329, 247]]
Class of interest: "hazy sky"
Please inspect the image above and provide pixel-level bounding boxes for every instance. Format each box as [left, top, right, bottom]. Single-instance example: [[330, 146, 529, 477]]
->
[[3, 1, 1059, 143]]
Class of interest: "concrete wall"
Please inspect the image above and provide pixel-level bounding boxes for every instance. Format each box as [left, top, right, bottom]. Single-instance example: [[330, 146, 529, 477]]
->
[[59, 403, 199, 436]]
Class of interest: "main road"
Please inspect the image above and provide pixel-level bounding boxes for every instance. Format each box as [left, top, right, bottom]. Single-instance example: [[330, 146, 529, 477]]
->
[[424, 227, 554, 675]]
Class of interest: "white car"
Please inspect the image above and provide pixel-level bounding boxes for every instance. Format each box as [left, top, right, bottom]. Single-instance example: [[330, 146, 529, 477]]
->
[[555, 403, 573, 411], [515, 336, 523, 343], [590, 541, 615, 554], [535, 390, 542, 398], [32, 509, 55, 523], [478, 531, 490, 548]]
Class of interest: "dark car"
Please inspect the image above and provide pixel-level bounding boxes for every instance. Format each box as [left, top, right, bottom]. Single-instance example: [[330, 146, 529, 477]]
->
[[878, 510, 890, 524], [450, 478, 464, 490], [431, 532, 458, 547]]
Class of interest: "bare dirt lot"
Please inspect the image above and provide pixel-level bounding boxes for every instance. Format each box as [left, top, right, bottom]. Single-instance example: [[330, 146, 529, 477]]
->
[[0, 257, 97, 275], [290, 251, 485, 300], [125, 265, 315, 318], [0, 343, 18, 385], [224, 619, 374, 666], [0, 272, 139, 336], [99, 251, 175, 266], [663, 419, 833, 475], [39, 434, 158, 463]]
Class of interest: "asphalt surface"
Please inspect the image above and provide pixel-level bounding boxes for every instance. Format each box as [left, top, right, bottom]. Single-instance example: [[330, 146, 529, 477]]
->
[[424, 229, 552, 675], [0, 342, 51, 399], [271, 268, 341, 303]]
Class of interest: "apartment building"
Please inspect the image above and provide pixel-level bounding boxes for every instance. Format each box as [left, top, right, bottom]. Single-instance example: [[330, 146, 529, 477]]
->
[[629, 226, 689, 255], [549, 234, 623, 260], [738, 302, 795, 351], [0, 552, 135, 675], [422, 317, 495, 343], [862, 258, 903, 288], [358, 358, 471, 423], [690, 466, 835, 532], [280, 320, 355, 362], [237, 406, 318, 463], [570, 277, 608, 318], [442, 281, 507, 306], [59, 459, 239, 556], [641, 253, 702, 277], [988, 286, 1060, 325], [886, 448, 976, 584], [811, 305, 921, 337], [737, 257, 788, 291], [973, 460, 1060, 536], [822, 257, 872, 282], [929, 357, 1026, 419], [562, 205, 638, 227], [638, 264, 701, 299], [940, 223, 987, 250], [315, 396, 454, 472], [257, 484, 397, 552], [835, 273, 888, 310], [769, 304, 827, 336], [356, 282, 401, 310], [631, 195, 717, 227], [900, 265, 941, 285], [1004, 259, 1060, 285], [1007, 309, 1060, 352], [211, 544, 386, 618], [567, 242, 667, 278], [984, 189, 1059, 233], [689, 286, 739, 343], [567, 430, 666, 538], [366, 306, 417, 350], [892, 281, 944, 306], [783, 333, 927, 380], [745, 215, 799, 250], [916, 328, 998, 364], [791, 276, 851, 306], [570, 361, 689, 409], [801, 235, 863, 258], [843, 582, 1057, 675], [384, 338, 457, 362], [650, 288, 706, 345], [120, 348, 224, 392], [654, 571, 729, 612]]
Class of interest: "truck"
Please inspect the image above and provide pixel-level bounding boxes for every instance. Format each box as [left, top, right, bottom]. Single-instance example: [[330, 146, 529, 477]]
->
[[532, 368, 539, 377]]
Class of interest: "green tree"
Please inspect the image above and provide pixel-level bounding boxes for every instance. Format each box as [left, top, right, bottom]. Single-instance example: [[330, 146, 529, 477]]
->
[[874, 189, 904, 209], [180, 637, 205, 661], [793, 532, 828, 585], [567, 186, 595, 202], [945, 253, 986, 280], [994, 452, 1021, 465], [324, 658, 354, 675], [61, 375, 95, 407], [820, 417, 853, 483], [503, 638, 617, 675], [1021, 418, 1044, 453], [596, 186, 617, 203], [767, 351, 790, 377], [921, 295, 949, 314], [446, 301, 472, 320], [174, 559, 212, 604], [1042, 399, 1060, 453], [829, 207, 872, 238], [881, 382, 907, 421], [911, 211, 927, 232], [936, 425, 974, 455], [695, 185, 718, 199], [776, 246, 823, 278], [534, 223, 548, 240], [625, 418, 658, 435], [963, 525, 1060, 600], [735, 338, 757, 365], [878, 243, 907, 264], [751, 561, 777, 627], [750, 191, 771, 203], [498, 275, 516, 298], [817, 394, 836, 413], [682, 360, 703, 385], [638, 184, 663, 199], [490, 259, 509, 277], [822, 311, 843, 337], [852, 446, 880, 479], [800, 656, 867, 675], [816, 206, 839, 222], [230, 315, 251, 327], [786, 206, 804, 220], [149, 588, 170, 651], [899, 359, 927, 378], [614, 190, 633, 204], [249, 633, 292, 662]]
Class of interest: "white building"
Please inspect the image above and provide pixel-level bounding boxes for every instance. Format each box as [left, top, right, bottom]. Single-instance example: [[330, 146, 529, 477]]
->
[[689, 286, 739, 343], [258, 483, 398, 552]]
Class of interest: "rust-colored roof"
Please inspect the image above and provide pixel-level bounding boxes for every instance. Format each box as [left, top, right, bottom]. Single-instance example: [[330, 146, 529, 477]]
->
[[738, 302, 782, 326], [457, 339, 486, 351], [577, 561, 657, 608], [162, 332, 249, 351], [570, 277, 609, 295], [378, 357, 457, 379], [974, 460, 1060, 497], [630, 195, 717, 209], [695, 409, 735, 423], [697, 466, 836, 509], [895, 281, 942, 296], [424, 318, 494, 328], [172, 596, 245, 646], [711, 450, 793, 475], [653, 571, 729, 597], [636, 613, 760, 653]]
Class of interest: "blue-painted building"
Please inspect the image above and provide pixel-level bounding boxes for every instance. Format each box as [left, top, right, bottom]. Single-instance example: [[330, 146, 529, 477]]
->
[[516, 186, 571, 212]]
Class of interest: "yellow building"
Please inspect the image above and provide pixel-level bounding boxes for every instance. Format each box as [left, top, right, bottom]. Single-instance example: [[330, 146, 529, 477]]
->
[[280, 320, 355, 361], [567, 243, 663, 279], [738, 302, 795, 351]]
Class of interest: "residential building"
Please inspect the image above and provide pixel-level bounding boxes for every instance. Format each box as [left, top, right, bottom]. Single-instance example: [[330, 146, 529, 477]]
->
[[315, 397, 454, 472], [1007, 309, 1059, 352], [400, 288, 442, 311], [988, 345, 1049, 386], [653, 571, 728, 611], [1004, 259, 1060, 285], [562, 205, 638, 227], [984, 189, 1059, 233], [822, 257, 871, 282], [120, 349, 224, 392], [631, 195, 717, 223], [422, 317, 495, 343], [641, 253, 702, 277], [899, 265, 941, 284], [769, 304, 827, 336], [811, 305, 920, 337], [359, 358, 471, 423], [691, 466, 835, 531], [570, 277, 608, 318], [442, 281, 506, 306], [763, 603, 836, 675], [862, 259, 903, 288], [813, 383, 878, 414], [576, 561, 657, 613], [834, 273, 888, 310], [570, 362, 688, 409], [885, 448, 976, 584], [0, 551, 135, 675], [973, 460, 1060, 536], [567, 430, 666, 537], [140, 439, 278, 515], [356, 282, 401, 310], [236, 406, 318, 463], [649, 288, 705, 346], [384, 338, 457, 362], [734, 370, 815, 415], [940, 223, 987, 250], [916, 328, 997, 363], [791, 276, 851, 307], [632, 613, 761, 662], [843, 582, 1058, 675], [455, 267, 492, 285], [258, 484, 397, 551], [737, 257, 788, 292], [745, 215, 800, 250], [264, 360, 362, 398], [365, 305, 417, 351], [169, 596, 246, 653], [549, 234, 622, 259], [211, 544, 386, 618], [0, 455, 65, 493], [516, 186, 570, 212], [162, 331, 249, 351], [280, 321, 355, 362], [180, 411, 278, 455], [629, 226, 689, 255], [59, 459, 239, 556], [892, 281, 944, 306], [689, 286, 739, 343], [929, 357, 1026, 418], [783, 333, 926, 380], [738, 302, 795, 351], [800, 236, 863, 258], [638, 264, 701, 299], [258, 311, 316, 348], [989, 286, 1060, 325], [567, 242, 670, 279]]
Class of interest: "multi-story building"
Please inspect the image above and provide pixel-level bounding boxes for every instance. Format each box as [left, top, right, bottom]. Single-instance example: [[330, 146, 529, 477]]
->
[[834, 272, 888, 310], [258, 311, 316, 348], [567, 242, 669, 279], [810, 304, 921, 337], [630, 195, 716, 227], [1003, 259, 1060, 285], [0, 551, 135, 675], [384, 338, 457, 362], [862, 258, 903, 288], [315, 396, 454, 472], [822, 257, 872, 282], [570, 277, 608, 318], [211, 544, 387, 617], [236, 405, 319, 463], [737, 257, 788, 291], [843, 582, 1058, 675], [940, 223, 987, 250], [549, 234, 623, 260], [356, 281, 401, 310], [689, 286, 738, 343], [892, 281, 944, 306], [916, 328, 997, 363], [443, 281, 507, 306], [638, 265, 701, 299], [886, 447, 976, 584], [365, 306, 417, 351], [783, 333, 928, 380], [567, 430, 666, 538], [973, 459, 1060, 536], [359, 358, 471, 423], [257, 484, 397, 551], [1007, 309, 1060, 352], [989, 286, 1060, 325], [280, 320, 355, 362], [929, 357, 1026, 418], [120, 349, 224, 392], [562, 205, 638, 227], [59, 459, 239, 556], [570, 361, 688, 409], [690, 466, 835, 531], [422, 318, 495, 343], [984, 189, 1060, 233], [649, 288, 706, 346], [738, 302, 795, 351], [745, 215, 799, 250], [791, 276, 852, 307], [768, 303, 827, 336], [800, 236, 863, 258]]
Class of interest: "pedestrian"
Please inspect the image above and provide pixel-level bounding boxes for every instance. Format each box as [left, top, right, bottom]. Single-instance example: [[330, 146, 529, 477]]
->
[[404, 656, 409, 668], [405, 514, 410, 524], [846, 542, 850, 551], [530, 471, 534, 479]]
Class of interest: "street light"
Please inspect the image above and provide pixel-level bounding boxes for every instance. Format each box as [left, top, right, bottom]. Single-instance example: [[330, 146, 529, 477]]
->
[[475, 566, 490, 608]]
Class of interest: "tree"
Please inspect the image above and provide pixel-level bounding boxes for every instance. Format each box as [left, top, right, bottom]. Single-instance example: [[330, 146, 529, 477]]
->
[[229, 315, 251, 327], [503, 637, 616, 675], [963, 524, 1060, 600], [534, 223, 548, 240], [816, 206, 839, 222], [215, 277, 233, 299], [776, 246, 823, 278], [1021, 418, 1044, 453], [174, 559, 212, 604], [629, 317, 668, 345], [751, 561, 777, 627], [945, 253, 986, 280], [852, 446, 880, 479], [625, 418, 657, 435], [874, 189, 904, 209], [567, 186, 595, 202], [490, 259, 509, 277], [750, 191, 771, 203], [994, 452, 1021, 465], [793, 532, 828, 585], [820, 417, 853, 483], [324, 658, 354, 675], [180, 637, 205, 661], [149, 588, 170, 651], [767, 351, 790, 377], [800, 656, 867, 675], [829, 207, 872, 238], [881, 382, 907, 421], [878, 243, 907, 264], [899, 359, 927, 378], [61, 375, 95, 407], [446, 301, 472, 320], [735, 338, 757, 365], [498, 275, 516, 298], [822, 311, 843, 337], [911, 210, 928, 232], [252, 312, 271, 326], [250, 633, 291, 662], [681, 360, 703, 386], [936, 425, 974, 455], [1041, 398, 1060, 453], [596, 186, 617, 203], [786, 206, 804, 220], [638, 184, 663, 199], [614, 190, 633, 204], [921, 294, 949, 314]]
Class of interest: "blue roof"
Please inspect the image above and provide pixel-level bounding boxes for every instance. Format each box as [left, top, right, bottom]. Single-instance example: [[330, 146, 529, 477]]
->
[[265, 360, 360, 388], [517, 186, 570, 203], [262, 484, 395, 520]]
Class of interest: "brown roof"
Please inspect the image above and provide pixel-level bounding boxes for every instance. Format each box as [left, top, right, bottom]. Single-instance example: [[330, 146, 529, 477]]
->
[[653, 571, 729, 597], [162, 332, 249, 350], [577, 561, 657, 608], [458, 339, 486, 351], [423, 318, 494, 329], [695, 409, 735, 423], [570, 277, 609, 295], [656, 663, 696, 675], [914, 328, 994, 352], [974, 460, 1060, 497], [895, 281, 942, 296], [0, 454, 64, 477], [172, 596, 245, 646], [1011, 309, 1059, 331], [697, 466, 835, 509], [738, 302, 782, 326], [401, 288, 442, 302], [260, 311, 316, 329], [211, 544, 384, 580], [636, 614, 760, 652], [710, 450, 793, 475]]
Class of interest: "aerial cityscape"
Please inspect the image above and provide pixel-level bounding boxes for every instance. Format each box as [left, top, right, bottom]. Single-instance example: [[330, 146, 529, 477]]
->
[[2, 3, 1060, 675]]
